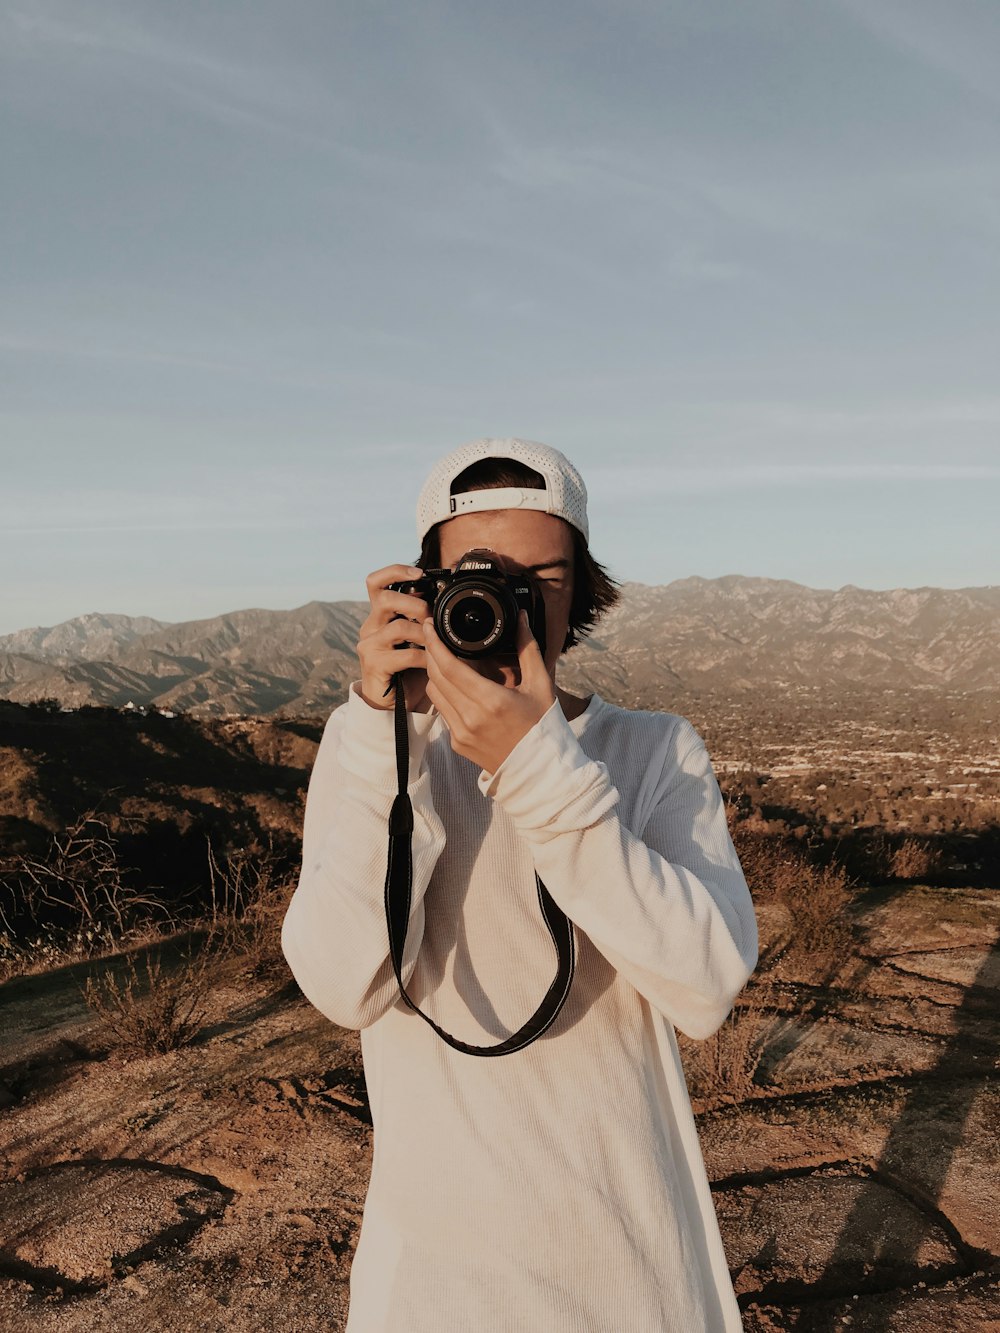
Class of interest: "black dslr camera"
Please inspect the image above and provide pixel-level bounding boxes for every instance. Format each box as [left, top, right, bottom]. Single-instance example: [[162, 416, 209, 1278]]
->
[[388, 548, 547, 660]]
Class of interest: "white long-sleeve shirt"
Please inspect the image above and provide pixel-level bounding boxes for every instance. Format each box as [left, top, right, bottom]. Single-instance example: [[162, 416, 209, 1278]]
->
[[281, 684, 758, 1332]]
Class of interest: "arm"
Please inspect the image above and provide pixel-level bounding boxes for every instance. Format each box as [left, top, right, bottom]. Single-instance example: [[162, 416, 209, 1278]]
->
[[478, 704, 758, 1040], [280, 683, 446, 1031]]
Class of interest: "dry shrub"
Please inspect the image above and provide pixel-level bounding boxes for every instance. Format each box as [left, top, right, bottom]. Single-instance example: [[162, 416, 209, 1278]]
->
[[678, 981, 774, 1103], [777, 858, 854, 965], [0, 809, 175, 980], [202, 837, 295, 984], [80, 939, 213, 1056], [815, 829, 944, 886], [890, 836, 944, 882], [842, 828, 894, 883], [76, 838, 297, 1058], [728, 820, 810, 902], [728, 820, 855, 973]]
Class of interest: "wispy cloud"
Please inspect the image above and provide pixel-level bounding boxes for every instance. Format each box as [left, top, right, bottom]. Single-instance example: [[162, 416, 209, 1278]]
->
[[0, 333, 248, 376], [0, 454, 417, 535], [590, 460, 1000, 501], [0, 326, 432, 391], [833, 0, 1000, 110], [7, 5, 235, 73], [474, 111, 959, 257], [4, 1, 335, 144], [2, 0, 998, 620]]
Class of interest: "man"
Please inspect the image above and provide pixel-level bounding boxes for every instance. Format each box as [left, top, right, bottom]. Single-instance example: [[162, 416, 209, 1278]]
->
[[281, 438, 759, 1332]]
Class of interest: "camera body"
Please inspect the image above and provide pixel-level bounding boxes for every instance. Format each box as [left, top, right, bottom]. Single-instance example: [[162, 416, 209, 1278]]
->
[[388, 548, 548, 660]]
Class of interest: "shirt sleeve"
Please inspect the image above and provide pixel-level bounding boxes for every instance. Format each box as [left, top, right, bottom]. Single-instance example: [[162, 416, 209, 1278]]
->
[[477, 701, 759, 1040], [280, 682, 446, 1031]]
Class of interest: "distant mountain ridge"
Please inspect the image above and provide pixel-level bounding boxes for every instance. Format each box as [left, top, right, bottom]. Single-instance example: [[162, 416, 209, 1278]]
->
[[0, 611, 172, 663], [1, 577, 997, 716]]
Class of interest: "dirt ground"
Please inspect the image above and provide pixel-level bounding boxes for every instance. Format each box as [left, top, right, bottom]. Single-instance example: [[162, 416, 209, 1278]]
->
[[1, 884, 997, 1333]]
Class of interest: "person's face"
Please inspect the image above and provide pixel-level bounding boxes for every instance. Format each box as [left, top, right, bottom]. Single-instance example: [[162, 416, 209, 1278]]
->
[[436, 509, 575, 688]]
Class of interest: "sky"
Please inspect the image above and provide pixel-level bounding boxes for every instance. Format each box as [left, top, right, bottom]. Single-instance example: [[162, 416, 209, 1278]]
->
[[2, 0, 998, 636]]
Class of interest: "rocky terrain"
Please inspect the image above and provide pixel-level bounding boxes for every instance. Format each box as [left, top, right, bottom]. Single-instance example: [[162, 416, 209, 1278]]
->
[[0, 881, 996, 1331], [0, 700, 319, 937], [1, 650, 997, 1330], [3, 684, 997, 899], [2, 576, 998, 716]]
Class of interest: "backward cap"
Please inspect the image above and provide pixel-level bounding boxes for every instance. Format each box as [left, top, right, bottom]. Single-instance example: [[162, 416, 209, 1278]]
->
[[416, 438, 589, 544]]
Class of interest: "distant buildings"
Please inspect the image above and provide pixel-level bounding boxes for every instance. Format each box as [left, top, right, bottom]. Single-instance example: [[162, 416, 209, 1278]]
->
[[120, 701, 177, 718]]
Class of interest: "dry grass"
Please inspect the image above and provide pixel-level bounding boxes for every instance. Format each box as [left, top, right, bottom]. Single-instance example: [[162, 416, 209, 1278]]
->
[[775, 858, 854, 965], [678, 980, 775, 1103], [678, 813, 858, 1102], [728, 815, 855, 975], [203, 837, 295, 985], [75, 839, 296, 1057], [79, 940, 214, 1056], [1, 816, 295, 981], [0, 808, 173, 979], [1, 812, 297, 1056], [890, 835, 945, 881], [825, 828, 947, 885], [679, 801, 863, 1106]]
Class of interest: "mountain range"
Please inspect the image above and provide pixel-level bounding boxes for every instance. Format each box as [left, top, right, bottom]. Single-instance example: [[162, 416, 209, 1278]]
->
[[1, 576, 997, 716]]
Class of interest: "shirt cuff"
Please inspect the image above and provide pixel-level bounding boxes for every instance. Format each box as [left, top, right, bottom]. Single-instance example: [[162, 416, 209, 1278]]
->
[[337, 681, 439, 789], [477, 698, 619, 833]]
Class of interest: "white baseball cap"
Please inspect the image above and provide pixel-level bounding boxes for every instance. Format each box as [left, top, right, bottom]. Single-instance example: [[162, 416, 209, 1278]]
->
[[416, 438, 589, 545]]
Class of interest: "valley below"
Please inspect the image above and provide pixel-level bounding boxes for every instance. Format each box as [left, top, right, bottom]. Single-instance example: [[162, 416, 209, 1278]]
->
[[1, 668, 997, 1332], [1, 881, 996, 1332]]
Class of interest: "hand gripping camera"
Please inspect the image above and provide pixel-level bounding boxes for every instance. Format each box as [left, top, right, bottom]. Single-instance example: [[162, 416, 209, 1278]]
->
[[388, 548, 547, 660]]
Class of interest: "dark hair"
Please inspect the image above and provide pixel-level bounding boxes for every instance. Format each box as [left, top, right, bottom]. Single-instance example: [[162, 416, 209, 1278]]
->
[[417, 458, 620, 653]]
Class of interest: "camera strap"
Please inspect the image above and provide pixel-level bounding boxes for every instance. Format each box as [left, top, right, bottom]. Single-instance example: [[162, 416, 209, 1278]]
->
[[384, 672, 576, 1056]]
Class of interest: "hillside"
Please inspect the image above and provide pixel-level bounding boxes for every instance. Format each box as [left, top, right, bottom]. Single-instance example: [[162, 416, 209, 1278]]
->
[[1, 578, 998, 716], [0, 700, 321, 904]]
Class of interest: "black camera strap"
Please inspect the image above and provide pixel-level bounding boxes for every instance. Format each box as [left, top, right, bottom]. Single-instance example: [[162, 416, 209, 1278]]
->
[[383, 672, 576, 1056]]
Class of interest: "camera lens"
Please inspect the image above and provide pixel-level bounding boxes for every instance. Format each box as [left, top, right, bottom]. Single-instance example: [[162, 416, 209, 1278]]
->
[[450, 595, 497, 643], [438, 584, 507, 656]]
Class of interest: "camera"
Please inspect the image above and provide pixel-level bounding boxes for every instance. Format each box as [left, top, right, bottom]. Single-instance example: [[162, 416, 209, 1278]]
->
[[387, 548, 547, 660]]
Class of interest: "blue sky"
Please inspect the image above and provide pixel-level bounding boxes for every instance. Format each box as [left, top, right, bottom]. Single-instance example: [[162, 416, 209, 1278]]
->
[[2, 0, 998, 635]]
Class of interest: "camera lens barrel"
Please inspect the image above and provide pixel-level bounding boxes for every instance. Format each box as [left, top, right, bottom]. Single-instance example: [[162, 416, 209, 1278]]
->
[[437, 583, 513, 657]]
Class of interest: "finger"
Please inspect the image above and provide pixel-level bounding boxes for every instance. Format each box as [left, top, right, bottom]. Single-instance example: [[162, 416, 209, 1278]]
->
[[358, 624, 427, 690], [421, 617, 465, 681], [365, 619, 429, 652], [424, 677, 462, 735], [515, 607, 532, 649], [365, 564, 424, 600], [515, 612, 555, 707], [424, 682, 469, 746], [379, 649, 428, 678], [359, 648, 428, 707], [516, 609, 547, 676], [363, 647, 427, 682], [422, 619, 489, 702], [362, 589, 431, 633]]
